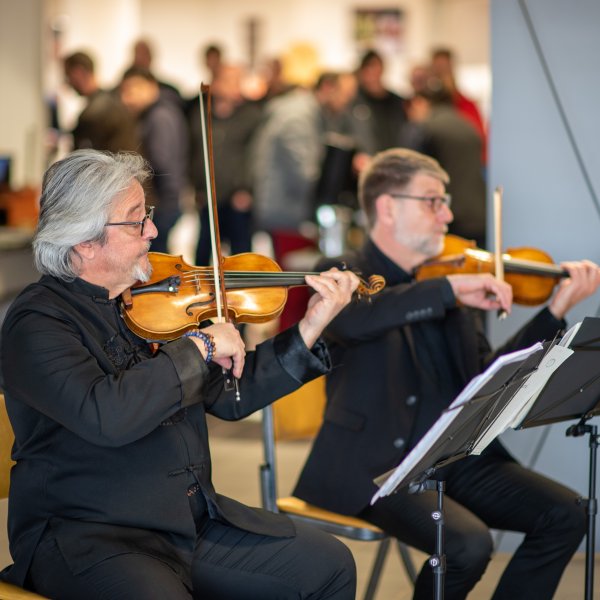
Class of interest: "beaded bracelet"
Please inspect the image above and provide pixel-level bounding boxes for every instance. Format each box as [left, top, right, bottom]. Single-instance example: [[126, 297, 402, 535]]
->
[[184, 330, 216, 364]]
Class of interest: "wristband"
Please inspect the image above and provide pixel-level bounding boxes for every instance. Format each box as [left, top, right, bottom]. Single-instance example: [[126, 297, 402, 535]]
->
[[184, 330, 215, 364]]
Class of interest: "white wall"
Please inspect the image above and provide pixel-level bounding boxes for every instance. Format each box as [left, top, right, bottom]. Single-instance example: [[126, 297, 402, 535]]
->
[[490, 0, 600, 551], [0, 0, 45, 187]]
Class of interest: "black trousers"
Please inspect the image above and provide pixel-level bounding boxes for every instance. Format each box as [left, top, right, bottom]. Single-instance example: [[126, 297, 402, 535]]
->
[[27, 518, 356, 600], [359, 444, 585, 600]]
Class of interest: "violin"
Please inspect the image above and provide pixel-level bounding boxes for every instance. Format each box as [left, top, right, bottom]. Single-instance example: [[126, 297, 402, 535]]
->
[[416, 234, 567, 306], [121, 251, 385, 341], [121, 84, 385, 344]]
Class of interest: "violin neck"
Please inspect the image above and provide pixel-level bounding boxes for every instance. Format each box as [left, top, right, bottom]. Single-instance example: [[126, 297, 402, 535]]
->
[[223, 271, 316, 290], [504, 257, 566, 278]]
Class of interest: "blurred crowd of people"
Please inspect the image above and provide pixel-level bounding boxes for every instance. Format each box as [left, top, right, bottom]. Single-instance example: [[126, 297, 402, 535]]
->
[[58, 39, 489, 264]]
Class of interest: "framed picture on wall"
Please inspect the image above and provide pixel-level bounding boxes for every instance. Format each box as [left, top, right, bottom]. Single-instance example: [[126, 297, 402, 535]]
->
[[354, 8, 405, 55]]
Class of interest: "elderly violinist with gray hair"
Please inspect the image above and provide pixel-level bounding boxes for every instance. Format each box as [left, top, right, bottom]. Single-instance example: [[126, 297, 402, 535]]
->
[[0, 149, 358, 599]]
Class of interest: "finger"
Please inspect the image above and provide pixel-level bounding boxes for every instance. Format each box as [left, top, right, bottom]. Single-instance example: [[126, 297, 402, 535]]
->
[[321, 270, 360, 296], [305, 274, 338, 298], [335, 271, 360, 294], [486, 279, 513, 313], [213, 356, 233, 371], [478, 298, 503, 311], [231, 349, 245, 379]]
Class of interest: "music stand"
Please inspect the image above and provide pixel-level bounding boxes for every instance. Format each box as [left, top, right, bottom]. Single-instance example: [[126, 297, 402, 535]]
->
[[518, 316, 600, 600], [372, 343, 548, 600]]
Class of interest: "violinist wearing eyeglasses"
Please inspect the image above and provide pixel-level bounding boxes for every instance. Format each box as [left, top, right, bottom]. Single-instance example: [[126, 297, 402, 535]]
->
[[294, 147, 600, 600], [0, 149, 358, 599]]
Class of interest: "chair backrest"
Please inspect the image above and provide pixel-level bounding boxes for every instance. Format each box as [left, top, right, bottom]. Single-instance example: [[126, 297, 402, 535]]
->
[[272, 376, 326, 440], [0, 394, 15, 500]]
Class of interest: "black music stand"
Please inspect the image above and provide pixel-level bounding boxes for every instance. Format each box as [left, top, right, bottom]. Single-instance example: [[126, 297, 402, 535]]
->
[[372, 343, 548, 600], [518, 316, 600, 600]]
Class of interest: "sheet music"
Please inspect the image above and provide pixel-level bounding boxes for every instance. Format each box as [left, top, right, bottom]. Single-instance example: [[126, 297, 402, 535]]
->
[[471, 344, 573, 453], [508, 345, 573, 429], [448, 343, 544, 410], [371, 342, 544, 503], [558, 322, 582, 348]]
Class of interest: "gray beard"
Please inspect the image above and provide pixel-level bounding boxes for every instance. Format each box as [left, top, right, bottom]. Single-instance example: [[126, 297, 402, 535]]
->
[[131, 261, 152, 283]]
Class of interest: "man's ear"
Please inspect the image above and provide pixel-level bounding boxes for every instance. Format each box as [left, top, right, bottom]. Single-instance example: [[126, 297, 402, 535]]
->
[[375, 194, 395, 227], [74, 240, 96, 261]]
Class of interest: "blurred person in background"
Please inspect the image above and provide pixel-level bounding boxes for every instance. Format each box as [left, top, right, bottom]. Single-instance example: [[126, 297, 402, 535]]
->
[[188, 64, 263, 265], [63, 51, 138, 153], [129, 38, 184, 110], [120, 67, 188, 254], [431, 48, 487, 164], [252, 71, 357, 236], [348, 49, 410, 158], [204, 44, 223, 84], [407, 82, 486, 248]]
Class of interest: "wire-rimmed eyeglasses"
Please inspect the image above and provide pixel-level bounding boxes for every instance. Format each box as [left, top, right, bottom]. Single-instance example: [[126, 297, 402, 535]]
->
[[389, 193, 452, 213], [105, 206, 155, 236]]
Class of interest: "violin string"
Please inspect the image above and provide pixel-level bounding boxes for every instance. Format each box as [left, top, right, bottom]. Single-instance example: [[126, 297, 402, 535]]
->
[[505, 257, 565, 276], [175, 271, 319, 283], [174, 279, 311, 289], [144, 269, 374, 292], [180, 270, 320, 277]]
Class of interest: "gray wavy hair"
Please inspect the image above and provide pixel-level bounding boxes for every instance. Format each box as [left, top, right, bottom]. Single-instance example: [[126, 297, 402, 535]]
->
[[33, 150, 150, 280]]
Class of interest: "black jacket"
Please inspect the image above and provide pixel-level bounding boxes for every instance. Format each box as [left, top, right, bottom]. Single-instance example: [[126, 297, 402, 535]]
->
[[294, 239, 565, 515], [1, 275, 330, 586]]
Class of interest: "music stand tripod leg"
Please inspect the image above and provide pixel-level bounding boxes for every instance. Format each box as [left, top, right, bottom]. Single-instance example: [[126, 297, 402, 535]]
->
[[422, 479, 446, 600], [566, 421, 598, 600]]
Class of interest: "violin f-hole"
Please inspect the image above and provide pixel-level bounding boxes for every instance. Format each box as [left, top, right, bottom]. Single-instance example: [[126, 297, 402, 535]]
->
[[186, 294, 216, 316]]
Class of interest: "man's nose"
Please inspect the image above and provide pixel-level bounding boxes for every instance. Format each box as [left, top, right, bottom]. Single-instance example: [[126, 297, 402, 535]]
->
[[144, 217, 158, 240], [438, 203, 453, 224]]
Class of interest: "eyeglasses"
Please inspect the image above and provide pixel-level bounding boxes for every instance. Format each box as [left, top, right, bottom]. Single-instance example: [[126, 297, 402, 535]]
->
[[105, 206, 155, 236], [389, 193, 452, 213]]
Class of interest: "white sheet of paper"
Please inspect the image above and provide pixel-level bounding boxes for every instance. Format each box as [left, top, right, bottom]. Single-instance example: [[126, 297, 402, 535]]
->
[[508, 344, 574, 429], [558, 322, 582, 348], [470, 344, 574, 453]]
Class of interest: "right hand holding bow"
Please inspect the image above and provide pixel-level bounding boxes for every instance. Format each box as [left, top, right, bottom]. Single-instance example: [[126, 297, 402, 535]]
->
[[189, 322, 246, 378], [447, 273, 513, 314]]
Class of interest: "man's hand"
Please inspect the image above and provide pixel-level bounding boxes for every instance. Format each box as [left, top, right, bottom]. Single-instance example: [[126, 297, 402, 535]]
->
[[446, 273, 513, 313], [548, 260, 600, 320], [188, 322, 246, 378], [299, 268, 360, 348]]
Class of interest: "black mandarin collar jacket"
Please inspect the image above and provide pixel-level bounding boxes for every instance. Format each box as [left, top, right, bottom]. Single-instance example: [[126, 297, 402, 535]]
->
[[1, 274, 330, 587]]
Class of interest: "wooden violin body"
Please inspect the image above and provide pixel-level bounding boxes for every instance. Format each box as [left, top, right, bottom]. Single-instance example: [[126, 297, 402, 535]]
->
[[416, 234, 567, 306], [122, 252, 386, 341]]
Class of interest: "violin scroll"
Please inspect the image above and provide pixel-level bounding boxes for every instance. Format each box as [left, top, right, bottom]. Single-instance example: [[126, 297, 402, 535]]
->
[[337, 261, 386, 301], [356, 274, 386, 301]]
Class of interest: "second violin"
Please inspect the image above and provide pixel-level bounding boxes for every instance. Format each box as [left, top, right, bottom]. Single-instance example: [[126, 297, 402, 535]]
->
[[416, 234, 567, 306]]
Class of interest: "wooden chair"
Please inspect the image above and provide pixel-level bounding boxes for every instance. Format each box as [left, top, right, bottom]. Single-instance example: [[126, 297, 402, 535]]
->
[[259, 378, 417, 599], [0, 395, 50, 600]]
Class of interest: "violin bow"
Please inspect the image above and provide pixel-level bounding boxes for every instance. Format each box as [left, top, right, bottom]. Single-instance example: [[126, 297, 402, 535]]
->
[[493, 185, 507, 320], [199, 84, 241, 400]]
